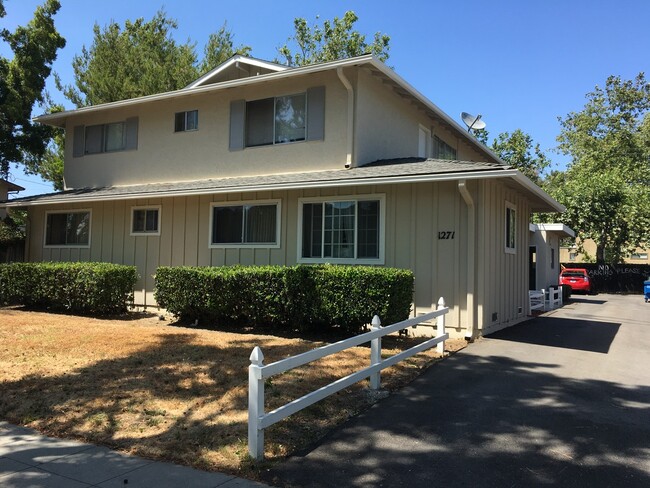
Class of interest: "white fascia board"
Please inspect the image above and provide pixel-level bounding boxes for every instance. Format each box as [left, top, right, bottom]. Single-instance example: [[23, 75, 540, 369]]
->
[[534, 223, 575, 237], [366, 59, 506, 166], [511, 172, 565, 213], [5, 168, 554, 208], [34, 55, 376, 127], [184, 55, 290, 89]]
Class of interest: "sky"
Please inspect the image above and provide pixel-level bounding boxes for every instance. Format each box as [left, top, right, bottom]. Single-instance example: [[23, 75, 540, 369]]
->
[[2, 0, 649, 197]]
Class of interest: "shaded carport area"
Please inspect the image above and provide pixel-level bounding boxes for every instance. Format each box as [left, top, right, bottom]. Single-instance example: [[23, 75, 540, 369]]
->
[[267, 294, 650, 487]]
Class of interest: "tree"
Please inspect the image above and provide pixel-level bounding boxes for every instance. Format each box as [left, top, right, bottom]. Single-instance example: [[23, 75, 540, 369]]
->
[[278, 11, 390, 66], [490, 129, 550, 185], [554, 74, 650, 263], [473, 128, 550, 185], [0, 0, 65, 179], [61, 10, 198, 107], [199, 22, 250, 75]]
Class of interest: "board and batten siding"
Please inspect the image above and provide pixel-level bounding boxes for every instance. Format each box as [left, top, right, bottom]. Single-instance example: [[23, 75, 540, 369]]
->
[[476, 179, 531, 334], [27, 179, 528, 337]]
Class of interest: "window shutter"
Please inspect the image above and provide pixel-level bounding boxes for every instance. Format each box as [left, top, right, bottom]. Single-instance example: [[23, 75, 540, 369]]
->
[[306, 86, 325, 141], [125, 117, 138, 150], [229, 100, 245, 151], [73, 125, 85, 157]]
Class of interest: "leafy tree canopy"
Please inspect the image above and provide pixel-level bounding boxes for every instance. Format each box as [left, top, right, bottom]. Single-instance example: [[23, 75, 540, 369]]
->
[[61, 12, 250, 108], [551, 73, 650, 262], [0, 0, 65, 179], [490, 129, 550, 185], [473, 128, 550, 185], [278, 11, 390, 66], [61, 10, 197, 107]]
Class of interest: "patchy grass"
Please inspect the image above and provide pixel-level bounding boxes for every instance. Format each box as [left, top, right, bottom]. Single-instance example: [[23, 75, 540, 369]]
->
[[0, 307, 465, 477]]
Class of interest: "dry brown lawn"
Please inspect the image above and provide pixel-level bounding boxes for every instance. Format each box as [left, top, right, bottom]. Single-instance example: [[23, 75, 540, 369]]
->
[[0, 307, 465, 477]]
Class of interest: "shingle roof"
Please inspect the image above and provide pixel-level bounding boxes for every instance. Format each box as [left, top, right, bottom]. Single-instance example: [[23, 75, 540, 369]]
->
[[3, 159, 509, 206]]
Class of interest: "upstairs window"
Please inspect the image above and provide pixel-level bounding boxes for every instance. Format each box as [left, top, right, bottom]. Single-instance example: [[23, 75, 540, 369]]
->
[[131, 207, 160, 235], [85, 122, 125, 154], [229, 87, 324, 151], [45, 211, 90, 247], [175, 110, 198, 132], [74, 118, 138, 157], [433, 135, 457, 160], [246, 93, 306, 147]]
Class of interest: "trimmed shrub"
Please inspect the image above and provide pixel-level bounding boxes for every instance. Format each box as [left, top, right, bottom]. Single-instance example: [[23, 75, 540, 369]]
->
[[0, 262, 138, 314], [154, 264, 414, 333]]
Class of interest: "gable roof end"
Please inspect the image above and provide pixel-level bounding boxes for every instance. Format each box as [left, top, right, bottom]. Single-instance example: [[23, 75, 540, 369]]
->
[[184, 55, 290, 89]]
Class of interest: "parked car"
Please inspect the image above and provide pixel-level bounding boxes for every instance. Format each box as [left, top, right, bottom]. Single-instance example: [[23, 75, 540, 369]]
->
[[560, 268, 592, 294]]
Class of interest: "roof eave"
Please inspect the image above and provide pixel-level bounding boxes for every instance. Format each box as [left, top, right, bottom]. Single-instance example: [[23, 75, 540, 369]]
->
[[33, 54, 377, 127], [4, 167, 558, 209]]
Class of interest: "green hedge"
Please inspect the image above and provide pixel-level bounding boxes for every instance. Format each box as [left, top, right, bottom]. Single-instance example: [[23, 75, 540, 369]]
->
[[0, 262, 138, 314], [154, 265, 414, 333]]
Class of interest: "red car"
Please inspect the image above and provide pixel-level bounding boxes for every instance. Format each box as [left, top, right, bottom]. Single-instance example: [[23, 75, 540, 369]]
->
[[559, 268, 592, 294]]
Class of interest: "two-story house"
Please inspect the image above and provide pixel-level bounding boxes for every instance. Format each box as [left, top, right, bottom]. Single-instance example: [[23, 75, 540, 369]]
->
[[2, 54, 564, 338]]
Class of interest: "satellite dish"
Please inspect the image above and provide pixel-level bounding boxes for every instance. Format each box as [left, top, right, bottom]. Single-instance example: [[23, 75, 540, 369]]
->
[[461, 112, 486, 132]]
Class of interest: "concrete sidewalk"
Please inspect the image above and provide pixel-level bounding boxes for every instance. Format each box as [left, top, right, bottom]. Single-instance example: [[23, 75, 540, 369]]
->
[[267, 294, 650, 487], [0, 422, 270, 488]]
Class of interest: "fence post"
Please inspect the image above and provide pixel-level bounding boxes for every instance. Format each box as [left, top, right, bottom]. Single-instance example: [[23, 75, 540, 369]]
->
[[437, 297, 446, 355], [370, 315, 382, 390], [248, 346, 265, 461]]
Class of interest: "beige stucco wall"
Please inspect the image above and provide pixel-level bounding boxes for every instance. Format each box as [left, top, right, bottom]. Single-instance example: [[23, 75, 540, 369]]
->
[[63, 71, 350, 188], [354, 68, 492, 165], [26, 177, 531, 338], [560, 239, 650, 264]]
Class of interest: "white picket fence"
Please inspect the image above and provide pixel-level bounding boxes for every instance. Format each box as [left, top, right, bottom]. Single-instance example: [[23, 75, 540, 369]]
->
[[248, 297, 450, 460], [529, 286, 563, 313]]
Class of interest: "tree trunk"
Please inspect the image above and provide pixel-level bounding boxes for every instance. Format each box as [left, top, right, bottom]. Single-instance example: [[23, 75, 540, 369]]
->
[[596, 243, 606, 263]]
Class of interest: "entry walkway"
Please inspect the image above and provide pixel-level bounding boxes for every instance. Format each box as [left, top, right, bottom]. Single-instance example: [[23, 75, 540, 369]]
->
[[0, 422, 270, 488], [267, 294, 650, 487]]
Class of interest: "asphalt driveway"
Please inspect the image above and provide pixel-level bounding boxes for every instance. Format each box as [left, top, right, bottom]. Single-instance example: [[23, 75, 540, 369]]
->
[[266, 294, 650, 487]]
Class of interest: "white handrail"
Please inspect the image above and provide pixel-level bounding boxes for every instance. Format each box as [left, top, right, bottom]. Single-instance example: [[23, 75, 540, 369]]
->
[[248, 297, 449, 460]]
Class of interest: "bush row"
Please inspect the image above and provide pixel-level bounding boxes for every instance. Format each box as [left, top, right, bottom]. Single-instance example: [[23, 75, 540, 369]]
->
[[154, 265, 414, 333], [0, 262, 138, 314]]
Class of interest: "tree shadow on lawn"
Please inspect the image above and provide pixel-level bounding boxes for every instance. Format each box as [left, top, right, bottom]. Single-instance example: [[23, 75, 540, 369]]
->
[[9, 305, 159, 321], [268, 352, 650, 487], [0, 330, 427, 475]]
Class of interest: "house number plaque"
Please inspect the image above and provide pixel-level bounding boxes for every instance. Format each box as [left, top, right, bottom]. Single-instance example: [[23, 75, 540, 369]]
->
[[438, 231, 455, 240]]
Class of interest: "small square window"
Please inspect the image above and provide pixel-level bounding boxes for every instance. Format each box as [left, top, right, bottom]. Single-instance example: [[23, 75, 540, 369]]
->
[[131, 208, 160, 235], [175, 110, 198, 132]]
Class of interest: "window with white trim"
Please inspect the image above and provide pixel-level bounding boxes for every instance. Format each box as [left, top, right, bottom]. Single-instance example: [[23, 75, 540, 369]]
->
[[299, 196, 384, 263], [175, 110, 198, 132], [131, 207, 160, 235], [246, 93, 306, 147], [45, 210, 91, 247], [505, 202, 516, 253], [210, 201, 280, 247], [418, 125, 431, 158]]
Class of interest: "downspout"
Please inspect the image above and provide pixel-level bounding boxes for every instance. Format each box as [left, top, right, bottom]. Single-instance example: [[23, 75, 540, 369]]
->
[[458, 180, 476, 339], [336, 67, 354, 168]]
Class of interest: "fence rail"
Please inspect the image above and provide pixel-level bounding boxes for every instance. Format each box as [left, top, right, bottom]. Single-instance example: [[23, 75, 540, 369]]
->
[[248, 297, 450, 460]]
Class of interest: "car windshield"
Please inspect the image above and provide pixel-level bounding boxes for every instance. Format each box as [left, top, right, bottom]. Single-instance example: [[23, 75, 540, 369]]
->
[[562, 272, 587, 278]]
